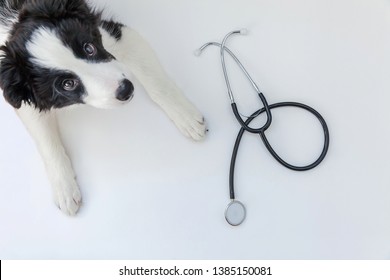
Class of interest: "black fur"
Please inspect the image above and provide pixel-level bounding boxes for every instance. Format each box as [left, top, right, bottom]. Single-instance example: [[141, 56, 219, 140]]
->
[[0, 0, 23, 26], [0, 0, 25, 10], [32, 67, 86, 109], [100, 20, 124, 41], [56, 19, 116, 62], [0, 0, 123, 110], [0, 44, 34, 108]]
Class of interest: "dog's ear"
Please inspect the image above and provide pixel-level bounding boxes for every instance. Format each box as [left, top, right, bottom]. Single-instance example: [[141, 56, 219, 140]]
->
[[0, 46, 33, 109]]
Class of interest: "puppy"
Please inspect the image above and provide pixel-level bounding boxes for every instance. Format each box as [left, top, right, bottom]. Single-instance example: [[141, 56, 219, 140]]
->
[[0, 0, 206, 215]]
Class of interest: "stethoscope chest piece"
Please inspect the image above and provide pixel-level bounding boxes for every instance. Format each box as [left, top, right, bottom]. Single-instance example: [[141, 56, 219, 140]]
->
[[225, 200, 246, 226]]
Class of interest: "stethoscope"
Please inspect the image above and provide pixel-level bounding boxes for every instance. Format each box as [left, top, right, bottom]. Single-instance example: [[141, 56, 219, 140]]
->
[[195, 29, 330, 226]]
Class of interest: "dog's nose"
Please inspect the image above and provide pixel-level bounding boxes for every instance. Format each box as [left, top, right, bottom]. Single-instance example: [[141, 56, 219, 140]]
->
[[116, 79, 134, 101]]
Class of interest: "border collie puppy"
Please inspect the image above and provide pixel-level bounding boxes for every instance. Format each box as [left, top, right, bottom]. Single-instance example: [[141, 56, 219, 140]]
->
[[0, 0, 206, 215]]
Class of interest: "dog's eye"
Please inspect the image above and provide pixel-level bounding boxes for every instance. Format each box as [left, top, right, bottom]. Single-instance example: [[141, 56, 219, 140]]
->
[[62, 79, 79, 91], [83, 43, 97, 56]]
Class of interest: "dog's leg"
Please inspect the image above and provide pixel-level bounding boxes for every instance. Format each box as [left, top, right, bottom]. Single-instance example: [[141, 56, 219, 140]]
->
[[16, 104, 81, 215], [101, 26, 206, 141]]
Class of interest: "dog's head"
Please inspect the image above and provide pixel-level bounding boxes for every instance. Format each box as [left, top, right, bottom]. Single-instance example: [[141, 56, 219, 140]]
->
[[0, 0, 134, 110]]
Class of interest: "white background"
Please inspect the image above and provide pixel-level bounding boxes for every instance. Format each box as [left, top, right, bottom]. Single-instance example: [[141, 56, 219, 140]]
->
[[0, 0, 389, 259]]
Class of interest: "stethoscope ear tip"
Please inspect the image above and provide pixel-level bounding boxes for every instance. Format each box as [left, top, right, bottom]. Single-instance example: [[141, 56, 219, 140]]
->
[[194, 49, 202, 57], [240, 28, 248, 35]]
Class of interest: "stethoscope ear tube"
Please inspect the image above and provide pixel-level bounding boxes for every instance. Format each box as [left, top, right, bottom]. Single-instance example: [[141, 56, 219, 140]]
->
[[231, 100, 272, 134]]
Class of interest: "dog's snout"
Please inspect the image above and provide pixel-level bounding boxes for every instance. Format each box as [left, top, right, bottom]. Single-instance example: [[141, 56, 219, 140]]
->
[[116, 79, 134, 101]]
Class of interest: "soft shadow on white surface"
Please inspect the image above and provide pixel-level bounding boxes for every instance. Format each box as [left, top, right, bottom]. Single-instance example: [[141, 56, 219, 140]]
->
[[0, 0, 389, 259]]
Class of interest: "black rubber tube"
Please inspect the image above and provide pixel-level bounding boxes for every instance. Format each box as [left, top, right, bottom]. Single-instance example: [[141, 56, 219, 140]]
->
[[229, 101, 330, 200]]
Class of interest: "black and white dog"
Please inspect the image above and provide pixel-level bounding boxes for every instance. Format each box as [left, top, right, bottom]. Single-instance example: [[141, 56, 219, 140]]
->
[[0, 0, 206, 215]]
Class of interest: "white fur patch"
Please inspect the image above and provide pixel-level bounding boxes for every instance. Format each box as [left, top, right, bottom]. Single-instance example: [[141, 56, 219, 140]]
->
[[26, 27, 132, 108], [0, 24, 14, 46]]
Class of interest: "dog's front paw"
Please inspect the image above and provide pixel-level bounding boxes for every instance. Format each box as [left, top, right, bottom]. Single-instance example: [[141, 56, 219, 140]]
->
[[52, 177, 82, 216], [53, 180, 82, 216], [162, 94, 207, 141], [45, 154, 82, 216], [173, 104, 207, 141]]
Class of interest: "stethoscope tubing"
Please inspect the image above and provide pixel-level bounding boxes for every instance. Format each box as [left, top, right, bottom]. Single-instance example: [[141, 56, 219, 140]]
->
[[229, 101, 330, 200]]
